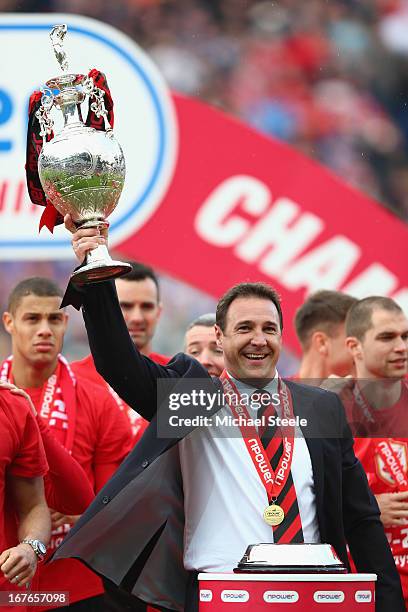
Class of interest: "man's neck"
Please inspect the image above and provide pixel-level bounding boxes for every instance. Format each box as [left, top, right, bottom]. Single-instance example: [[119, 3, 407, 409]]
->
[[11, 355, 57, 389], [138, 343, 152, 356], [298, 354, 328, 381], [229, 369, 278, 390], [356, 368, 402, 410]]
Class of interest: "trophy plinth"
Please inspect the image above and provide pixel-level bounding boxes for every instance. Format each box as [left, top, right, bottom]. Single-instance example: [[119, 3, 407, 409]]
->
[[234, 543, 347, 574], [34, 25, 131, 285]]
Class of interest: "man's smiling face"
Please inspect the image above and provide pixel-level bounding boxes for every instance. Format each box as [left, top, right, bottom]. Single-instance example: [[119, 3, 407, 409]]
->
[[215, 296, 282, 383]]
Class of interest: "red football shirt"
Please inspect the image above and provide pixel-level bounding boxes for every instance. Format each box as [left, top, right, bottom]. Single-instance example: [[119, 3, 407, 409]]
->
[[0, 390, 48, 596], [72, 352, 170, 443], [36, 415, 94, 515], [25, 375, 133, 608], [351, 384, 408, 601]]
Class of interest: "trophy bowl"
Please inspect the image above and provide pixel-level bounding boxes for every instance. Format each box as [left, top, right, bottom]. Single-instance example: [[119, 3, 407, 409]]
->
[[35, 26, 131, 285]]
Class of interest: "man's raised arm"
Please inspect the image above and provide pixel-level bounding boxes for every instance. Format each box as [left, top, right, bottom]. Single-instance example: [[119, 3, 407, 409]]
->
[[62, 215, 175, 420]]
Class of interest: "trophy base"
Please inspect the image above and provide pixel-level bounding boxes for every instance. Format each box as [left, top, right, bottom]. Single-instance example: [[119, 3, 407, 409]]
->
[[70, 245, 132, 285], [70, 261, 132, 285]]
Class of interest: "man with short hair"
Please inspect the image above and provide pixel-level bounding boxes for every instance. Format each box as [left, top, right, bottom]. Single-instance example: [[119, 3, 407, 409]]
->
[[294, 290, 357, 380], [185, 314, 224, 376], [0, 388, 50, 596], [345, 296, 408, 603], [72, 261, 168, 441], [2, 277, 132, 611], [53, 218, 405, 612]]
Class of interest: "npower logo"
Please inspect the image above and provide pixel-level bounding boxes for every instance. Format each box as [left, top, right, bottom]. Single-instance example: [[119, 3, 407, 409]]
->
[[221, 590, 249, 603], [0, 14, 178, 259], [263, 590, 299, 604], [314, 590, 345, 603], [199, 589, 213, 602]]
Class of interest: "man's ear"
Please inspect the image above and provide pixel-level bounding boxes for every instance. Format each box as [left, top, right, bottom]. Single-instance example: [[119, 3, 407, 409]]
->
[[311, 331, 329, 356], [2, 312, 13, 335], [214, 324, 223, 347], [157, 302, 163, 319], [62, 311, 69, 332], [346, 336, 362, 360]]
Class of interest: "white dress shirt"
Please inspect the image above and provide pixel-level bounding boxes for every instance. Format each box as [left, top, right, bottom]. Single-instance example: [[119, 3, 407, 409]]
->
[[179, 371, 320, 572]]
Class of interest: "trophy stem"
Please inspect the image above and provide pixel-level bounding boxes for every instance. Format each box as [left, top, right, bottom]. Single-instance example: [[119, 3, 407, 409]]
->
[[61, 100, 84, 128], [70, 244, 132, 286]]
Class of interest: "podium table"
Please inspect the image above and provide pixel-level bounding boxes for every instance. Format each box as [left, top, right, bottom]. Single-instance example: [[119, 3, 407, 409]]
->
[[198, 573, 376, 610]]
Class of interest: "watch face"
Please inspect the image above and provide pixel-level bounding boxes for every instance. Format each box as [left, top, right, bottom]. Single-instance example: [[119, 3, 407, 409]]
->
[[35, 541, 47, 555]]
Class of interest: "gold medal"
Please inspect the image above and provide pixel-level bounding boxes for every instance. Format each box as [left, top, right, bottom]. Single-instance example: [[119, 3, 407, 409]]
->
[[263, 504, 285, 526]]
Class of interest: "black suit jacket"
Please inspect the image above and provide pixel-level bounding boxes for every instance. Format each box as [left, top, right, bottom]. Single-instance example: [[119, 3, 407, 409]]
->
[[54, 281, 404, 611]]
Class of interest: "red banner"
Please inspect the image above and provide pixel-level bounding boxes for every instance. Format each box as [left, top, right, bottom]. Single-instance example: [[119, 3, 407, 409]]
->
[[116, 94, 408, 353]]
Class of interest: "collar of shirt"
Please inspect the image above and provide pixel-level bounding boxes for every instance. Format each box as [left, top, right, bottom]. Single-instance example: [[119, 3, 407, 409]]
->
[[226, 370, 280, 417]]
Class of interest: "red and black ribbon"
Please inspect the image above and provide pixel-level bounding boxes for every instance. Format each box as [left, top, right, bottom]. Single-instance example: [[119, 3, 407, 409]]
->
[[25, 69, 114, 233]]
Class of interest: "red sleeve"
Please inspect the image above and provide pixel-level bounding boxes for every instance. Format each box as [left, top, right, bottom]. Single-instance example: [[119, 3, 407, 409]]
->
[[36, 415, 94, 514], [92, 387, 133, 492], [132, 417, 149, 445], [8, 395, 48, 479]]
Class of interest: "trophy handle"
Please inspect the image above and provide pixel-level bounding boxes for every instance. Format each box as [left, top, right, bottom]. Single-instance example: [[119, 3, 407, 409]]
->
[[36, 88, 55, 145], [83, 75, 112, 132]]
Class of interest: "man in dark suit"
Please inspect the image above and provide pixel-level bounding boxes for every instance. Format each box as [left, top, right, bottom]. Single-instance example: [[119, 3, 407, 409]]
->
[[53, 220, 404, 612]]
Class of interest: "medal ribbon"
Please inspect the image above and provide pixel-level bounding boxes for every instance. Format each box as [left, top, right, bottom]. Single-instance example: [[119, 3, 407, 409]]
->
[[220, 371, 295, 504], [0, 354, 77, 453]]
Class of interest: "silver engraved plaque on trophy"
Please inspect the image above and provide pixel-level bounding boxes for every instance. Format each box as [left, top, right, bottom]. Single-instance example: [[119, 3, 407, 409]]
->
[[36, 24, 131, 285]]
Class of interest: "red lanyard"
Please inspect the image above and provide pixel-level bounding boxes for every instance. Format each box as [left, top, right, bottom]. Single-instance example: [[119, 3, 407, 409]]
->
[[220, 370, 295, 504]]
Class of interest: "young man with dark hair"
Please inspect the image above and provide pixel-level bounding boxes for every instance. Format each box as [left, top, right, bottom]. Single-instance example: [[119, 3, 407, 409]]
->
[[2, 277, 132, 611], [71, 260, 168, 442], [53, 217, 405, 612], [184, 314, 224, 377], [344, 296, 408, 604], [294, 290, 357, 379], [7, 278, 63, 314]]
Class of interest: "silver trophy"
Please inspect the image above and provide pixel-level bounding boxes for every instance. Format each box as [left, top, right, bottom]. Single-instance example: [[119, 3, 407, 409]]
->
[[36, 24, 131, 285]]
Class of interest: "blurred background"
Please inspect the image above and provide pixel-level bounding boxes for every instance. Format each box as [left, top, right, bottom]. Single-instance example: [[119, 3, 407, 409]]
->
[[1, 0, 408, 373]]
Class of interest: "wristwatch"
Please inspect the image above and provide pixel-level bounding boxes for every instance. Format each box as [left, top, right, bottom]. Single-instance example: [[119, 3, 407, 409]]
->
[[20, 539, 47, 561]]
